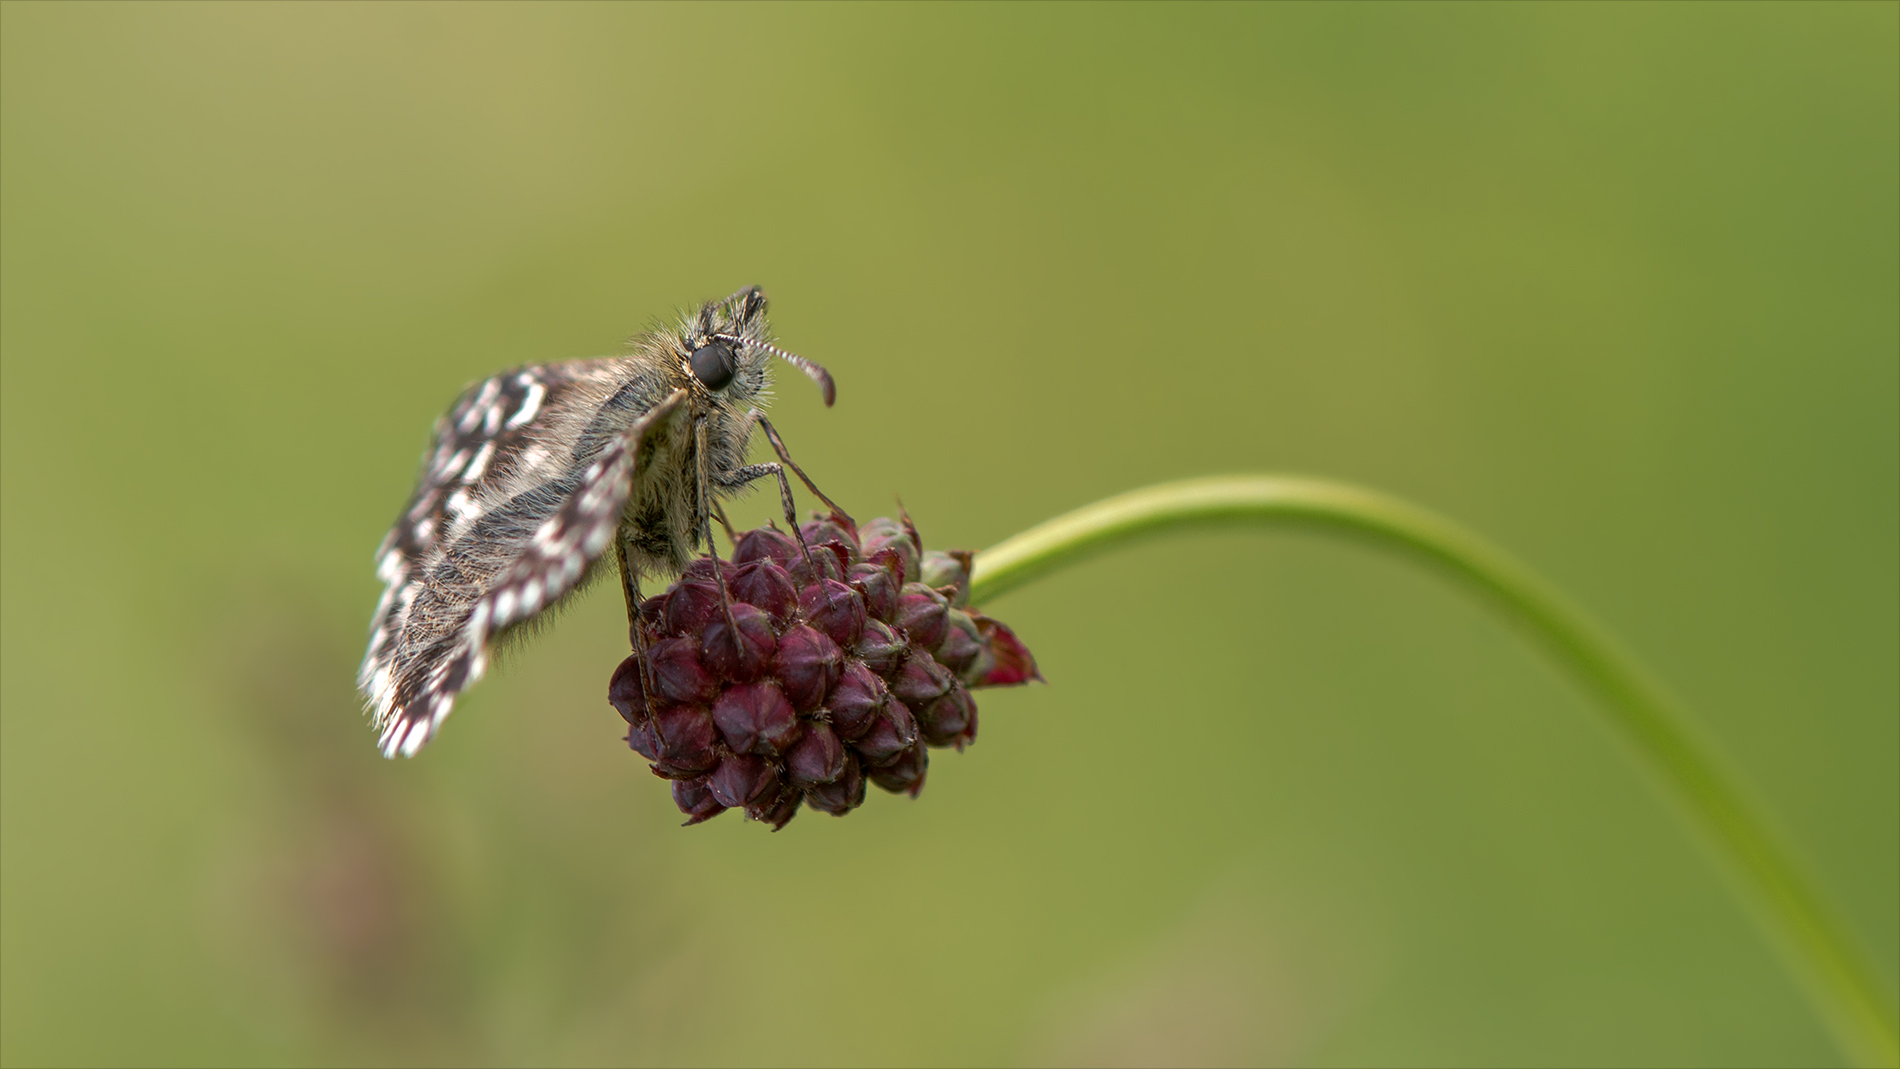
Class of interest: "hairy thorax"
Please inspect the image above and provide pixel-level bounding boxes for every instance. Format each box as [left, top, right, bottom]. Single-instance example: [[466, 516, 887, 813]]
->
[[620, 400, 701, 576]]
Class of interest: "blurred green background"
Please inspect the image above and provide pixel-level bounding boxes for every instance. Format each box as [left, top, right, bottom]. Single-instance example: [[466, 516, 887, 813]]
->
[[2, 3, 1894, 1065]]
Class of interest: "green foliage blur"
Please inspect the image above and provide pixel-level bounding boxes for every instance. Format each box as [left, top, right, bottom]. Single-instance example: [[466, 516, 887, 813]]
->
[[2, 3, 1894, 1066]]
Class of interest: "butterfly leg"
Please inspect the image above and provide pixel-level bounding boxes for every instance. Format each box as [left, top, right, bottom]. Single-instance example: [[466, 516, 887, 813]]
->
[[616, 536, 643, 641], [718, 413, 850, 619], [710, 499, 739, 549], [694, 418, 744, 637], [749, 411, 852, 525], [616, 534, 663, 712], [617, 388, 692, 726], [720, 459, 830, 581], [613, 386, 690, 647]]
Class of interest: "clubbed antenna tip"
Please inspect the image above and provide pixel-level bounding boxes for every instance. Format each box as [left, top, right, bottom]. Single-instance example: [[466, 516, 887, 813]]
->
[[761, 341, 835, 407]]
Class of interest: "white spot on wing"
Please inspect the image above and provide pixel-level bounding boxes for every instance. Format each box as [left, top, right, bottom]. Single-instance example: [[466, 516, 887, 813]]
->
[[582, 525, 613, 555], [367, 666, 392, 705], [462, 441, 496, 483], [460, 379, 501, 431], [506, 381, 546, 429], [446, 489, 482, 522], [400, 718, 431, 756]]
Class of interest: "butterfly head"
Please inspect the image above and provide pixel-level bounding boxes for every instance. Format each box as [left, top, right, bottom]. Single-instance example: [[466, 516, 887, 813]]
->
[[681, 286, 835, 408]]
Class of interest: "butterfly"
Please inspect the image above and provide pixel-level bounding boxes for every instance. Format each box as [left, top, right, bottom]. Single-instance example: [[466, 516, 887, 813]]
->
[[359, 286, 838, 757]]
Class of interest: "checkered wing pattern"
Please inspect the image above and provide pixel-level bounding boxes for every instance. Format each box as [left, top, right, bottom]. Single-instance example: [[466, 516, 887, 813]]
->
[[359, 367, 676, 758]]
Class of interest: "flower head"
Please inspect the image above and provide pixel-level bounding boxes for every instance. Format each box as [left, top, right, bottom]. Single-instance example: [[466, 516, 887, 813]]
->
[[610, 512, 1039, 829]]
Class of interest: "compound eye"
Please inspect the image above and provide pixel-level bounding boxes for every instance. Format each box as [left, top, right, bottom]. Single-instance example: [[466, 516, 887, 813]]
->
[[689, 341, 736, 391]]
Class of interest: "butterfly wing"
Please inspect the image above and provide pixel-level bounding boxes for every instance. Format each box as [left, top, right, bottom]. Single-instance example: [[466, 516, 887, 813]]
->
[[359, 362, 686, 757]]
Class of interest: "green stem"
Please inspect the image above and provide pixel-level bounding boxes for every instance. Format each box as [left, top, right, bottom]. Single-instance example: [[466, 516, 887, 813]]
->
[[969, 475, 1898, 1068]]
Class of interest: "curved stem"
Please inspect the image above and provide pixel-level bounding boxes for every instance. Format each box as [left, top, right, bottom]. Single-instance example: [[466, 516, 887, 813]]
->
[[970, 475, 1898, 1068]]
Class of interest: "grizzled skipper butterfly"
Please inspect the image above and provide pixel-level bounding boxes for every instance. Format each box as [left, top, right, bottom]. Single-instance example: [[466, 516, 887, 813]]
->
[[359, 286, 839, 757]]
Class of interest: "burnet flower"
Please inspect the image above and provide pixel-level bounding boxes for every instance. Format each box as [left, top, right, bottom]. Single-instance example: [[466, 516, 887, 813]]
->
[[608, 513, 1039, 829]]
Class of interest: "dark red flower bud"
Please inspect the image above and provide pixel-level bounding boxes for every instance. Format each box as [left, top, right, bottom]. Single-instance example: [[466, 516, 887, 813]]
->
[[729, 559, 798, 627], [857, 517, 920, 585], [773, 624, 842, 712], [747, 784, 803, 830], [708, 751, 777, 808], [671, 774, 728, 825], [701, 602, 777, 683], [804, 751, 867, 815], [852, 698, 918, 767], [825, 661, 889, 740], [968, 612, 1044, 688], [711, 680, 801, 755], [917, 683, 976, 749], [636, 595, 668, 639], [920, 549, 974, 608], [853, 618, 909, 675], [608, 653, 648, 724], [648, 703, 721, 776], [934, 608, 985, 678], [889, 650, 955, 706], [646, 635, 720, 704], [894, 583, 950, 649], [788, 541, 848, 586], [848, 558, 903, 622], [680, 556, 737, 588], [868, 741, 928, 797], [786, 721, 847, 787], [665, 579, 726, 636], [627, 721, 659, 762], [800, 578, 866, 648], [732, 526, 801, 569], [800, 516, 859, 560]]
